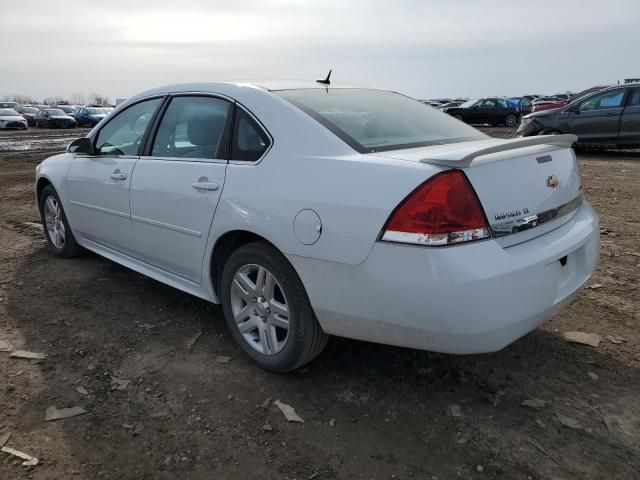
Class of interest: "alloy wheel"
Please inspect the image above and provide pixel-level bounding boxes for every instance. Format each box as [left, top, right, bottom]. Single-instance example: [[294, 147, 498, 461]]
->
[[230, 264, 290, 355], [43, 195, 65, 249]]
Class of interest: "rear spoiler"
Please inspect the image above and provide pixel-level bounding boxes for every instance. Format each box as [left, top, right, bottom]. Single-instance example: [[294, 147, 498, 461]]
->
[[419, 134, 577, 167]]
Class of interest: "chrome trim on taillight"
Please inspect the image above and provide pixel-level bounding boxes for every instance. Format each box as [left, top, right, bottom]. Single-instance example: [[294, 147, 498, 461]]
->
[[381, 227, 490, 246], [490, 194, 583, 237]]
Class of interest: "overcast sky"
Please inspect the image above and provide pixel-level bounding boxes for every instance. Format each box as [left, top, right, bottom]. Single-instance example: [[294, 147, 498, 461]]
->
[[1, 0, 638, 101]]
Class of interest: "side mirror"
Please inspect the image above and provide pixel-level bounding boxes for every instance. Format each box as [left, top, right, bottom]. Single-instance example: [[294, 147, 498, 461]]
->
[[68, 137, 95, 155]]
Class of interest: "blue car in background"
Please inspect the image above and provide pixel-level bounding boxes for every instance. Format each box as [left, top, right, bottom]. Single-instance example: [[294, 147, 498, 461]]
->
[[75, 106, 113, 127], [507, 97, 532, 116]]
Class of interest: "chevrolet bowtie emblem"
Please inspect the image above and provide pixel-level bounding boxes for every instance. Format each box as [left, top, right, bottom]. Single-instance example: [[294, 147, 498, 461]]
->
[[547, 175, 559, 188]]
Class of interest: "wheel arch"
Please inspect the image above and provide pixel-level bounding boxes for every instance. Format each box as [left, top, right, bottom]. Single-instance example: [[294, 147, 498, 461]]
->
[[209, 229, 281, 299], [36, 176, 53, 203]]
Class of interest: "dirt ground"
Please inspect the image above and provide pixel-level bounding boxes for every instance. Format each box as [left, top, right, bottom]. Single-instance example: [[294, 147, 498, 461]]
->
[[0, 127, 638, 480]]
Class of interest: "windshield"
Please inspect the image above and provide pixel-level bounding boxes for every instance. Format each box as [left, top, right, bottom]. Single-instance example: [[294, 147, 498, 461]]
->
[[458, 99, 478, 108], [0, 109, 19, 116], [277, 89, 486, 153], [87, 108, 104, 114], [22, 107, 38, 113], [58, 106, 74, 113], [45, 109, 66, 116]]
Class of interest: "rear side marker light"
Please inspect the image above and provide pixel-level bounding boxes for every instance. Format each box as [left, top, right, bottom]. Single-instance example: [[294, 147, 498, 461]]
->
[[381, 169, 491, 246]]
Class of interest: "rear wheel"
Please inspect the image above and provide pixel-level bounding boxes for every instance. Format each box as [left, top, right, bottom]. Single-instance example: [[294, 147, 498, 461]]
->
[[38, 185, 82, 258], [220, 241, 328, 372], [504, 114, 517, 127]]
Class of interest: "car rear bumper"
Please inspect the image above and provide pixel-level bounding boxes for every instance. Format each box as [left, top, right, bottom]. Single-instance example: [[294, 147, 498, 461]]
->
[[288, 201, 599, 354]]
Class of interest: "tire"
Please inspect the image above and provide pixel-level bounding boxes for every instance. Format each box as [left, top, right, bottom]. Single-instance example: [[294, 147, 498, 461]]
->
[[38, 185, 82, 258], [504, 114, 517, 127], [220, 241, 328, 372], [454, 114, 463, 121]]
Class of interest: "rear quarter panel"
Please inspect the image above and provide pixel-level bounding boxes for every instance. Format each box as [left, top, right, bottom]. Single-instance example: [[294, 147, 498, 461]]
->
[[209, 148, 444, 266]]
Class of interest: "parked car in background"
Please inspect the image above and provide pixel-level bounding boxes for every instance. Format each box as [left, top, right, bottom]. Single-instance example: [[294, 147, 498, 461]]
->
[[508, 97, 532, 116], [0, 108, 28, 129], [34, 81, 598, 371], [443, 97, 520, 127], [16, 105, 39, 126], [75, 106, 111, 127], [518, 84, 640, 148], [0, 101, 18, 109], [57, 105, 77, 118], [532, 86, 608, 113], [436, 101, 464, 110], [35, 108, 77, 128]]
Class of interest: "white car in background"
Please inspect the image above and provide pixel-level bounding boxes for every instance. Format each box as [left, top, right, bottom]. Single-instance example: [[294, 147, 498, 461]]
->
[[34, 81, 599, 372], [0, 108, 28, 129]]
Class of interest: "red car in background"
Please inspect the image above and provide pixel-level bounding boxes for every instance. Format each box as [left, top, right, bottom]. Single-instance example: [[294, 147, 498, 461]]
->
[[531, 86, 608, 112]]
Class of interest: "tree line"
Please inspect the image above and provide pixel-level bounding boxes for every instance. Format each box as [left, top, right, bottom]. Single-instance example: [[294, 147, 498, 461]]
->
[[1, 92, 111, 106]]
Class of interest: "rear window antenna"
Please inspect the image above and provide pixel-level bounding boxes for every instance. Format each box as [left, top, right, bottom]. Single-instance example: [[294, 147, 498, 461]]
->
[[316, 70, 332, 85]]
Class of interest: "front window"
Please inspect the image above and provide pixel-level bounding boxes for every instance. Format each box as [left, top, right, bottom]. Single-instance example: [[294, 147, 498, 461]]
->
[[579, 90, 625, 112], [277, 89, 485, 153], [95, 98, 162, 156]]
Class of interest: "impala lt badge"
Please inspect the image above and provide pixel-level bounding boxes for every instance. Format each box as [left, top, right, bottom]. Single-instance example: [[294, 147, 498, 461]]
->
[[547, 175, 559, 188]]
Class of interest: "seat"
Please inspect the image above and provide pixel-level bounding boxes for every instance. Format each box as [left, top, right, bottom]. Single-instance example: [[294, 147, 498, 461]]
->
[[186, 115, 226, 159]]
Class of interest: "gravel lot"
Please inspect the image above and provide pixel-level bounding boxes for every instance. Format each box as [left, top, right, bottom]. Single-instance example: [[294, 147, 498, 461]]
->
[[1, 127, 639, 479]]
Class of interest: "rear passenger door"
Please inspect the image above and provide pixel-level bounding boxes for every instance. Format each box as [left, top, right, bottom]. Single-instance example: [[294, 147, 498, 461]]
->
[[618, 88, 640, 147], [129, 95, 233, 283]]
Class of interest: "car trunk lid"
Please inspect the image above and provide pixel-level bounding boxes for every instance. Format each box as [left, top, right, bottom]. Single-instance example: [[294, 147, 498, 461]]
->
[[372, 135, 582, 246]]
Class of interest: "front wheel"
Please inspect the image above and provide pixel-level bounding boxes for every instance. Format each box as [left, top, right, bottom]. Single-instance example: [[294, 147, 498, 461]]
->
[[220, 241, 328, 372], [504, 114, 517, 127], [38, 185, 82, 258]]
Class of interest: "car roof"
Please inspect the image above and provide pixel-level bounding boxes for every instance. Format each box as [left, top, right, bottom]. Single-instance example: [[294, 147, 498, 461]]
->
[[126, 80, 364, 103]]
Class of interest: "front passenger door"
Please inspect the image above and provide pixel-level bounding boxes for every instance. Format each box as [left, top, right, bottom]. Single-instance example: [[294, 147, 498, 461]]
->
[[568, 89, 626, 144], [66, 97, 163, 256]]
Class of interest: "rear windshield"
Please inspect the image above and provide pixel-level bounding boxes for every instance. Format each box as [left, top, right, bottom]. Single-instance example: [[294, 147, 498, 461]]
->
[[277, 88, 486, 153]]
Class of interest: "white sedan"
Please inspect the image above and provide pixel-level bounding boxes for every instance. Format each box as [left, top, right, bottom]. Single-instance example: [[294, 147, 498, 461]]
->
[[0, 108, 28, 129], [35, 81, 599, 371]]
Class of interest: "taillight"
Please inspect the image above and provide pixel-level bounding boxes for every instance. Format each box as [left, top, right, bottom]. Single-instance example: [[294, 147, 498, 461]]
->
[[381, 169, 491, 246]]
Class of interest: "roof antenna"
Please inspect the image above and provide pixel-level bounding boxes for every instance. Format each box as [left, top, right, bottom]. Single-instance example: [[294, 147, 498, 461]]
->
[[316, 69, 332, 85]]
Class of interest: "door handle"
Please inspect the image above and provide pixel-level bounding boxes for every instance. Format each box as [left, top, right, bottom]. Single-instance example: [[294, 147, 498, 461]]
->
[[110, 170, 127, 180], [192, 181, 220, 191]]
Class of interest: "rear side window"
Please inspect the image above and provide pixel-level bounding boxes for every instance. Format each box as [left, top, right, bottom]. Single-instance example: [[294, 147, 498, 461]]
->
[[277, 88, 486, 154], [231, 108, 271, 162], [151, 96, 232, 160]]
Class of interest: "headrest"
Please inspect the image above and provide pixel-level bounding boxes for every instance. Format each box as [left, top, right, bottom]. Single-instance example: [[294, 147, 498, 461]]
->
[[187, 115, 225, 146]]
